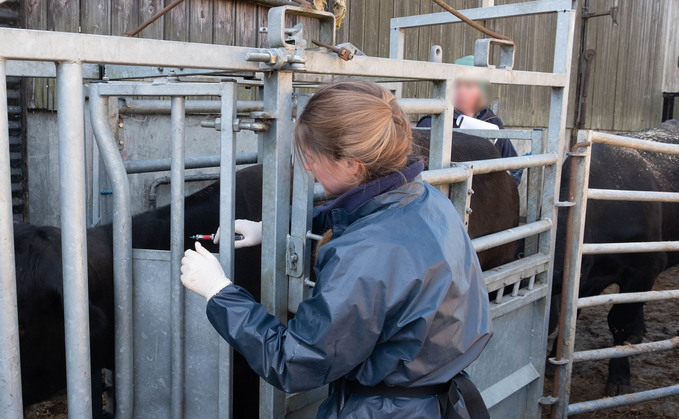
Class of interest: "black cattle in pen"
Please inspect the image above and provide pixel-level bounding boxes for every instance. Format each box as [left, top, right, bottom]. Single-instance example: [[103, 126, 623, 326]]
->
[[411, 128, 520, 270], [15, 165, 263, 416], [551, 119, 679, 396]]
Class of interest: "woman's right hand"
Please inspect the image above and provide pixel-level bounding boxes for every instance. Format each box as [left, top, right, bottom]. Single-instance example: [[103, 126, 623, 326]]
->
[[214, 220, 263, 249]]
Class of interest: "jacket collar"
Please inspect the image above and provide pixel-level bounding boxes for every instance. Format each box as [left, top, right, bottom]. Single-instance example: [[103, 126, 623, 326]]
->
[[315, 156, 424, 236]]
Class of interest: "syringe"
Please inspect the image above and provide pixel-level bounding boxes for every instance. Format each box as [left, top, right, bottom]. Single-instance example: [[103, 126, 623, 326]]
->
[[190, 233, 244, 242]]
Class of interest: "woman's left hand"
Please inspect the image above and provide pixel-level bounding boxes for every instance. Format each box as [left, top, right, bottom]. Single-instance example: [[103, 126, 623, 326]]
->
[[181, 242, 232, 300]]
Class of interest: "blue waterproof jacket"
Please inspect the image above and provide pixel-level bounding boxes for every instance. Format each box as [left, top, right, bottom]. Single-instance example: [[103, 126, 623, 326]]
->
[[207, 158, 492, 418]]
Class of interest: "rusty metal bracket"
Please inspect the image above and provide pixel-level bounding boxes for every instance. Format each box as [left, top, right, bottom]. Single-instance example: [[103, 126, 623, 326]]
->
[[312, 39, 356, 61]]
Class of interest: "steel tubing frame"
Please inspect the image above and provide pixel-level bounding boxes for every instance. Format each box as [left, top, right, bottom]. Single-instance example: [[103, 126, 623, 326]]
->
[[553, 130, 679, 418], [588, 188, 679, 202], [124, 152, 258, 174], [567, 385, 679, 415], [169, 95, 186, 419], [572, 336, 679, 362], [0, 3, 577, 417], [0, 58, 23, 418], [577, 289, 679, 308], [90, 83, 135, 418], [57, 62, 94, 418]]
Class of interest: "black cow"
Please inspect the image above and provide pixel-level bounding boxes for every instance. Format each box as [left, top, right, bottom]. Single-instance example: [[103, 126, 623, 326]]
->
[[552, 120, 679, 396], [18, 132, 519, 415], [412, 129, 520, 269]]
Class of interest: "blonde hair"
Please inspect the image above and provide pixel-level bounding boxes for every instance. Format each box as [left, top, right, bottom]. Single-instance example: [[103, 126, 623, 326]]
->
[[296, 80, 413, 256], [295, 80, 412, 184]]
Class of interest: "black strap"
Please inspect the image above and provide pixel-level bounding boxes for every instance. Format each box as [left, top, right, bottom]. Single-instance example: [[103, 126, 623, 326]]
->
[[344, 379, 451, 398], [446, 373, 490, 419], [342, 372, 490, 419]]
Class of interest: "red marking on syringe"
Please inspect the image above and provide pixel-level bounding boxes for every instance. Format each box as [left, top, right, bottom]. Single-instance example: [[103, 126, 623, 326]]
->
[[190, 233, 245, 242]]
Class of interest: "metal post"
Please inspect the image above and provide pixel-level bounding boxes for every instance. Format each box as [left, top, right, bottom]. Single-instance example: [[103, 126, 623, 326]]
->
[[430, 79, 455, 197], [259, 71, 293, 419], [287, 93, 315, 313], [57, 61, 93, 418], [524, 129, 545, 256], [551, 140, 592, 418], [449, 168, 473, 231], [170, 95, 186, 419], [0, 58, 23, 418], [89, 83, 135, 419], [532, 9, 577, 419], [217, 80, 238, 419]]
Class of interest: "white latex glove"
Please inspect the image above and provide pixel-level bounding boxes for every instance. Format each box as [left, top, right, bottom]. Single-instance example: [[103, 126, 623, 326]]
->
[[213, 220, 263, 249], [181, 242, 232, 301]]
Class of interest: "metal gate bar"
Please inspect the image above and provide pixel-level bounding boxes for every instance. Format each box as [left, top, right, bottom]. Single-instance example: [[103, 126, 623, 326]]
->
[[567, 385, 679, 415], [578, 289, 679, 307], [0, 58, 23, 419], [169, 95, 186, 419], [572, 336, 679, 362], [90, 83, 135, 419], [217, 80, 238, 418], [553, 130, 679, 417], [57, 62, 94, 418]]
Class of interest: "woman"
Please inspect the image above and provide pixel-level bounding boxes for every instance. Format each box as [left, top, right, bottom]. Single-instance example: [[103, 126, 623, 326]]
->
[[417, 56, 521, 184], [181, 80, 492, 418]]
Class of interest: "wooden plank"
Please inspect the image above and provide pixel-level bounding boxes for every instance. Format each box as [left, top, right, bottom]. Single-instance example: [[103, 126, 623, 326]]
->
[[164, 0, 187, 41], [335, 0, 350, 43], [138, 0, 165, 39], [24, 0, 48, 109], [415, 0, 431, 99], [81, 0, 111, 34], [25, 0, 48, 29], [589, 0, 619, 130], [348, 0, 365, 53], [111, 0, 139, 36], [234, 0, 257, 47], [362, 0, 379, 57], [47, 0, 80, 32], [377, 0, 393, 58], [256, 5, 268, 48], [213, 0, 236, 45], [189, 0, 213, 43]]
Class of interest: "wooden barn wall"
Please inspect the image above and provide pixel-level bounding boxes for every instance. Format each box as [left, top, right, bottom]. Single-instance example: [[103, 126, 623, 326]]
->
[[23, 0, 678, 131]]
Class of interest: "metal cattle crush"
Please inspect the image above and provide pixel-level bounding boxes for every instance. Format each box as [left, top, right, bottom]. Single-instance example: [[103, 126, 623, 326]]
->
[[551, 130, 679, 417], [0, 1, 576, 418]]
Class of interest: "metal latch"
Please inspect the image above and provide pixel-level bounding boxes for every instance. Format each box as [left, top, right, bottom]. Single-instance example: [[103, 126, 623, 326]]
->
[[286, 235, 304, 277]]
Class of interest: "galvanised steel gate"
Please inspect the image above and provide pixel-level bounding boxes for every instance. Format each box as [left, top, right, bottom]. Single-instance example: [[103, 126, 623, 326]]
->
[[0, 1, 576, 418], [551, 130, 679, 417]]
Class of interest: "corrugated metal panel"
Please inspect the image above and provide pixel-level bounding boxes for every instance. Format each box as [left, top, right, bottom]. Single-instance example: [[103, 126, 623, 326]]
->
[[1, 0, 25, 221]]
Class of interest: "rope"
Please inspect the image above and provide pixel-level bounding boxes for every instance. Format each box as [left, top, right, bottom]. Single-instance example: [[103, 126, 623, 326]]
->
[[430, 0, 512, 42]]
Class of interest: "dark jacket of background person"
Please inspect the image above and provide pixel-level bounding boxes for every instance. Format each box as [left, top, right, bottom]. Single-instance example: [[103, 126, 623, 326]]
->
[[206, 159, 492, 418]]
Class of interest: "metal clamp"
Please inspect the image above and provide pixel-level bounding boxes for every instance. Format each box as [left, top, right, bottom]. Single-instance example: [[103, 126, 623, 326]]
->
[[266, 6, 335, 49], [200, 117, 269, 132], [245, 49, 306, 70], [474, 38, 515, 70]]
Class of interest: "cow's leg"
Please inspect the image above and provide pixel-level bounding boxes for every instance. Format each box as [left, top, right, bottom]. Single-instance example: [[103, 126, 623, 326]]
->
[[605, 255, 664, 396]]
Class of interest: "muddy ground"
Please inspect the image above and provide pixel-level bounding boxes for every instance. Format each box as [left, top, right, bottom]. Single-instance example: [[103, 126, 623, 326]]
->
[[25, 269, 679, 418], [544, 267, 679, 418]]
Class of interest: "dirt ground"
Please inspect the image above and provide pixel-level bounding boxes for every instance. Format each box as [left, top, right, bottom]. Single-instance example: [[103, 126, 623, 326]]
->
[[25, 270, 679, 418], [543, 267, 679, 418]]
